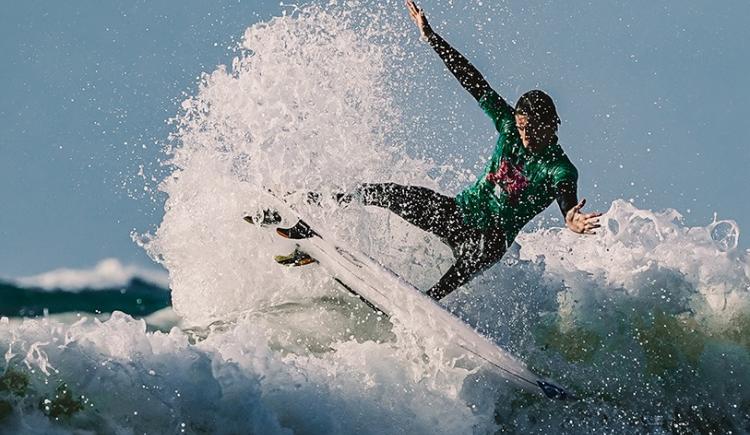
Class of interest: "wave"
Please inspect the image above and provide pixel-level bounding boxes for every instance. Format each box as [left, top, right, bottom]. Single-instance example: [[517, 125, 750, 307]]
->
[[0, 277, 170, 318], [13, 258, 168, 291], [2, 2, 748, 433]]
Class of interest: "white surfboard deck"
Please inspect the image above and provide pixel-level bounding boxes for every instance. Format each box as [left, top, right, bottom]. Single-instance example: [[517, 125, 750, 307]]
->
[[250, 191, 572, 400]]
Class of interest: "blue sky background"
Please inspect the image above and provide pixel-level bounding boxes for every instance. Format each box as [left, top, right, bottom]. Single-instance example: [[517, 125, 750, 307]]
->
[[1, 0, 748, 278]]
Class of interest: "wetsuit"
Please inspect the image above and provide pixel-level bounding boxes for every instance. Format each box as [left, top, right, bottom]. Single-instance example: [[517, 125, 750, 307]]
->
[[355, 31, 579, 300]]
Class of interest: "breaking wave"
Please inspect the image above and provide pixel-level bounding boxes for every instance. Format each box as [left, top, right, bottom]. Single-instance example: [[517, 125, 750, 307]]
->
[[2, 3, 748, 433]]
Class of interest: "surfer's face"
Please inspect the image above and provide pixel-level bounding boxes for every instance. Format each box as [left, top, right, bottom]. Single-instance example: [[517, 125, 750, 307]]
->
[[515, 113, 556, 153]]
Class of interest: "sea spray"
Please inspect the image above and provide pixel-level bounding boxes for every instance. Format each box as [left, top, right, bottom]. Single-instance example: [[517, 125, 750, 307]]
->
[[142, 2, 449, 324]]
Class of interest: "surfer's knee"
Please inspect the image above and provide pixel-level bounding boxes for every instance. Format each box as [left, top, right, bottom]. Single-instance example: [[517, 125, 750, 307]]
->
[[357, 182, 403, 207]]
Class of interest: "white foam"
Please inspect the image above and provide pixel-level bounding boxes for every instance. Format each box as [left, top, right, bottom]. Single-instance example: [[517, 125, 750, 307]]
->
[[517, 200, 749, 324], [0, 312, 487, 434]]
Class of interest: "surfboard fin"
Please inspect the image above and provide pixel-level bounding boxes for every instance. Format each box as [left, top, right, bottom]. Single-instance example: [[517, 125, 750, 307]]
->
[[274, 248, 317, 267], [276, 220, 318, 240]]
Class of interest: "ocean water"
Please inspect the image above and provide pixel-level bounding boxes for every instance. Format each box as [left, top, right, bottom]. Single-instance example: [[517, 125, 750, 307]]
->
[[2, 3, 749, 433]]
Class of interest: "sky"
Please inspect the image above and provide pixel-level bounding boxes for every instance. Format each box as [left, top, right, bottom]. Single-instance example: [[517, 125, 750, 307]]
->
[[1, 0, 748, 278]]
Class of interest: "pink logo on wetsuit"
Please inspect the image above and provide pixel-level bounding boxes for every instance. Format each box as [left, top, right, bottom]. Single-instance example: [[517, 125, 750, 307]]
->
[[486, 160, 528, 203]]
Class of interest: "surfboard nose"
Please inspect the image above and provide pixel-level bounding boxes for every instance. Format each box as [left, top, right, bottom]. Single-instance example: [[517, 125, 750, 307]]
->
[[537, 380, 576, 401]]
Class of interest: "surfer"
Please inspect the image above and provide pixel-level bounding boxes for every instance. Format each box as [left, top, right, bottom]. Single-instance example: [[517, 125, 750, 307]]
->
[[338, 1, 602, 300]]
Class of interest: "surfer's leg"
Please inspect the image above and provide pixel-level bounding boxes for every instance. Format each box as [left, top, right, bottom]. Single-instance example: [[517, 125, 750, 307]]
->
[[306, 183, 463, 242], [425, 260, 476, 300], [354, 183, 464, 241], [426, 229, 507, 300]]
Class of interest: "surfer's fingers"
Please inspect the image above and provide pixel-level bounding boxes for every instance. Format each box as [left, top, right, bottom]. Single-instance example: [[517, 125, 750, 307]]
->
[[406, 0, 418, 15], [412, 0, 423, 14], [566, 202, 583, 220], [408, 0, 426, 22], [573, 198, 586, 213], [408, 5, 421, 23]]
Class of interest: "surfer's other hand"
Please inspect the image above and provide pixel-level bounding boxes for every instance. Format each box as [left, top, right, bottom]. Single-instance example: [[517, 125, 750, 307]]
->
[[565, 199, 603, 235], [406, 0, 433, 40]]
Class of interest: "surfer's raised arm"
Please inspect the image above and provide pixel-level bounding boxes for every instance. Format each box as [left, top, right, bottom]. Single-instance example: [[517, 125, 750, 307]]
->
[[406, 0, 494, 102]]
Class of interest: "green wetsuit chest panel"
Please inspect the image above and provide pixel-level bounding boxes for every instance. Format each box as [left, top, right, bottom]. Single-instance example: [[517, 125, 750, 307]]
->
[[455, 91, 578, 240]]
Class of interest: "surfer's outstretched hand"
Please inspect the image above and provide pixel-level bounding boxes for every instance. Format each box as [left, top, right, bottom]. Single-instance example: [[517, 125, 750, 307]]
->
[[565, 199, 603, 235], [406, 0, 433, 40]]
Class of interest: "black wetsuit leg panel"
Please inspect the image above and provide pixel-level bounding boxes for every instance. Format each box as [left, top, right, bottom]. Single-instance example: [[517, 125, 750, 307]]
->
[[426, 228, 507, 300], [357, 183, 466, 242], [354, 182, 508, 300]]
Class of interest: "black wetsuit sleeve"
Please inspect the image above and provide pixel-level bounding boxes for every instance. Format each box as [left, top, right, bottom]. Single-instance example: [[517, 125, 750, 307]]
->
[[556, 181, 578, 217], [427, 32, 493, 102]]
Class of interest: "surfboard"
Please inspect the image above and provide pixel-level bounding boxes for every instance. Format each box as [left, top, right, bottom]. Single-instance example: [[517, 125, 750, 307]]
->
[[246, 191, 573, 400]]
